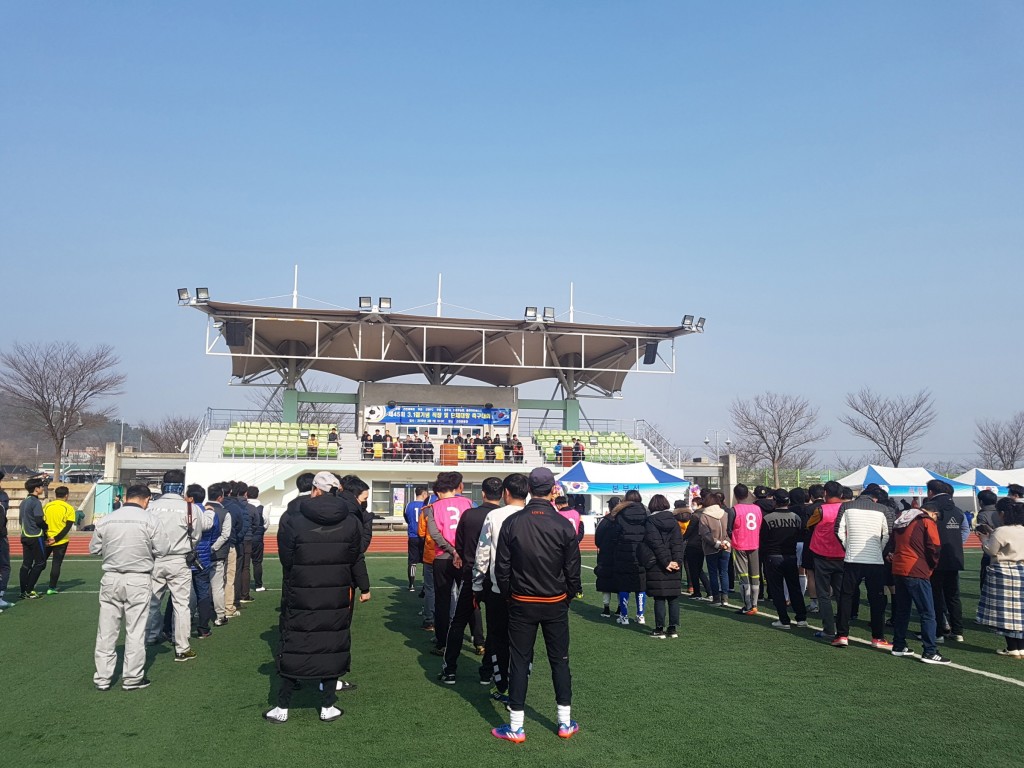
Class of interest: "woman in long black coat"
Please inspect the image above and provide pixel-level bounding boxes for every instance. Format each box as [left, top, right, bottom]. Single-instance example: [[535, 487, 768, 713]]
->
[[639, 494, 686, 637], [265, 474, 370, 724], [594, 496, 622, 617], [609, 490, 649, 626]]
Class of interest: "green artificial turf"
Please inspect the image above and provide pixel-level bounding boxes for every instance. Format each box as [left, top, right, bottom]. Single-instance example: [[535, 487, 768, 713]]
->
[[1, 552, 1021, 768]]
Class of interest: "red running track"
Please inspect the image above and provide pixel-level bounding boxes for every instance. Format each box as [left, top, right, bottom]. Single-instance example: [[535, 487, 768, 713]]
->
[[9, 534, 602, 556]]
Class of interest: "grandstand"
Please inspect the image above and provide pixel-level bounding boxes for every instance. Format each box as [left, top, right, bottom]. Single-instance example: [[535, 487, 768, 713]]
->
[[168, 297, 724, 523]]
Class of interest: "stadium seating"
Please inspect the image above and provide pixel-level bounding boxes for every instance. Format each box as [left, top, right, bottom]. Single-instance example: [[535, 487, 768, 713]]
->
[[222, 422, 341, 460], [532, 430, 645, 464]]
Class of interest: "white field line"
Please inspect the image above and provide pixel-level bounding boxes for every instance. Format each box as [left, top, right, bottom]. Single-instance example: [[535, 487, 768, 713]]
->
[[579, 564, 1024, 690]]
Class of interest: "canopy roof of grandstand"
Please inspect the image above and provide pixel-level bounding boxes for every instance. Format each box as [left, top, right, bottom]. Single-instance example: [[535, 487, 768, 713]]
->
[[193, 301, 698, 396]]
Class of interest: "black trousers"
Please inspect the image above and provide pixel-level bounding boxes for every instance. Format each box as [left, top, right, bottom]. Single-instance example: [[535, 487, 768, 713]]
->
[[764, 554, 807, 625], [251, 537, 265, 589], [507, 600, 572, 712], [234, 541, 253, 601], [19, 536, 47, 594], [836, 562, 886, 638], [930, 569, 963, 635], [46, 542, 69, 590], [683, 547, 711, 597], [277, 676, 337, 708], [442, 575, 481, 675], [433, 558, 456, 649], [482, 590, 510, 690]]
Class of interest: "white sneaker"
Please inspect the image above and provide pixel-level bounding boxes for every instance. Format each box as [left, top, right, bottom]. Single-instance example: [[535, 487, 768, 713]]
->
[[795, 620, 809, 628], [320, 706, 343, 722], [771, 620, 792, 630], [616, 615, 630, 625], [636, 614, 646, 625], [0, 597, 11, 609], [255, 587, 267, 593], [263, 707, 288, 723]]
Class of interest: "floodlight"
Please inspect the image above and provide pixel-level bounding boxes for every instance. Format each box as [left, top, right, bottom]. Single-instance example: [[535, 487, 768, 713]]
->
[[542, 307, 556, 322], [682, 314, 694, 328], [524, 306, 538, 322], [195, 287, 210, 303], [177, 288, 191, 304], [696, 317, 706, 331], [378, 297, 392, 311], [358, 296, 373, 311]]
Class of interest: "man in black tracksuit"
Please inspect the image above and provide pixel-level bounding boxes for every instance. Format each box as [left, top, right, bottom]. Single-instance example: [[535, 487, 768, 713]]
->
[[926, 480, 968, 641], [493, 467, 582, 742], [439, 477, 502, 683]]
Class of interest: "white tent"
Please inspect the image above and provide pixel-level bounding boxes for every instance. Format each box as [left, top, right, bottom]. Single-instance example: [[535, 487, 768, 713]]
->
[[953, 468, 1024, 494], [557, 461, 690, 495], [837, 465, 974, 498]]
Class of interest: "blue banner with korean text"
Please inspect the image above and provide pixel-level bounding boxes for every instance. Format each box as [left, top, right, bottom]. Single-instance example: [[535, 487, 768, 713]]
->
[[373, 405, 511, 427]]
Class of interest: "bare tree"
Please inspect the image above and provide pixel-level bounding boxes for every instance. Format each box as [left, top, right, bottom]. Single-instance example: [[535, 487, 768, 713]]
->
[[974, 412, 1024, 470], [831, 451, 888, 474], [839, 387, 936, 467], [730, 392, 830, 487], [0, 342, 125, 480], [930, 459, 969, 479], [139, 415, 202, 453]]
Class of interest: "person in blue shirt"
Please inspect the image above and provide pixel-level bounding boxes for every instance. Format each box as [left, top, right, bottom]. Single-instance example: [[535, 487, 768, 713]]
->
[[405, 486, 429, 591]]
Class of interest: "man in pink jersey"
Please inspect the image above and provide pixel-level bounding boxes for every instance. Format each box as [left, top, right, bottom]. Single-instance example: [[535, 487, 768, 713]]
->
[[730, 484, 763, 615], [807, 480, 848, 641], [424, 471, 475, 655], [555, 496, 585, 544]]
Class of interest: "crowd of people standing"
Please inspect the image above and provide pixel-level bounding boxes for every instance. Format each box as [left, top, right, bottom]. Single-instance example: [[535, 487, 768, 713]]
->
[[589, 479, 1024, 664]]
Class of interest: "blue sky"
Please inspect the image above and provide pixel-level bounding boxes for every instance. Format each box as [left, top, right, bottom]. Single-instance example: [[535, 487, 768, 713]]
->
[[2, 2, 1021, 466]]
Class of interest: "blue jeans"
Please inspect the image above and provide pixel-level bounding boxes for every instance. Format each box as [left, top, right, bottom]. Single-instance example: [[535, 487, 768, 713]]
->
[[706, 550, 731, 599], [892, 576, 937, 656]]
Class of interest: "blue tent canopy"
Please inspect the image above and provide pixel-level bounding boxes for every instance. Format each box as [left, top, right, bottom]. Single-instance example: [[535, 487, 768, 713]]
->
[[557, 461, 691, 495]]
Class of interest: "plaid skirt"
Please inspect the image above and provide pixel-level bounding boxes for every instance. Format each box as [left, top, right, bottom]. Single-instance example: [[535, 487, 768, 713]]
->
[[977, 562, 1024, 636]]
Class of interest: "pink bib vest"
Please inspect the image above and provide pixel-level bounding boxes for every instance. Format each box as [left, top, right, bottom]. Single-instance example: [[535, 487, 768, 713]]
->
[[809, 502, 846, 559], [432, 495, 474, 547], [731, 503, 763, 550]]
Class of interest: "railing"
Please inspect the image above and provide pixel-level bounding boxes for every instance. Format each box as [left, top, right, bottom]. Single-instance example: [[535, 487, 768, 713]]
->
[[515, 415, 629, 438], [632, 419, 708, 469], [188, 407, 357, 461]]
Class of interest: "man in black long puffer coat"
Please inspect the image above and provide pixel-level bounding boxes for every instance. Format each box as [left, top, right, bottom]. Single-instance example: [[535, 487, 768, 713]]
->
[[264, 472, 371, 724]]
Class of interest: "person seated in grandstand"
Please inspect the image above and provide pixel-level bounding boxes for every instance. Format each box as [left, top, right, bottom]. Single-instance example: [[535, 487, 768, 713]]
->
[[512, 438, 524, 464], [306, 433, 319, 458], [485, 435, 496, 463], [372, 429, 383, 444], [327, 428, 339, 444], [422, 435, 435, 463], [361, 432, 373, 459]]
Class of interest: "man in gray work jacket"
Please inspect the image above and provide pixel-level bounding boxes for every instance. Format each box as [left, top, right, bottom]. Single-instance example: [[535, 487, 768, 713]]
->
[[91, 484, 159, 690], [145, 469, 214, 661]]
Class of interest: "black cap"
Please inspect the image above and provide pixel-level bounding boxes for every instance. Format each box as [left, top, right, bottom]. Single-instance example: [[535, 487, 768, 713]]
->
[[529, 467, 556, 492]]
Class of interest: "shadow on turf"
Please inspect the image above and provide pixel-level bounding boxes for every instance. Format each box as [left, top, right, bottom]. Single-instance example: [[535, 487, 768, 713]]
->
[[380, 577, 557, 732]]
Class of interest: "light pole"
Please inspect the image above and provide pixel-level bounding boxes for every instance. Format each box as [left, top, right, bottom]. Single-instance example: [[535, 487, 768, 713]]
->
[[703, 430, 732, 462]]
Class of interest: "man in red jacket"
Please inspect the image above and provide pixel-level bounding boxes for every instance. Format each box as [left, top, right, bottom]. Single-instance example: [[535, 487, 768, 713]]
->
[[889, 501, 949, 665]]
